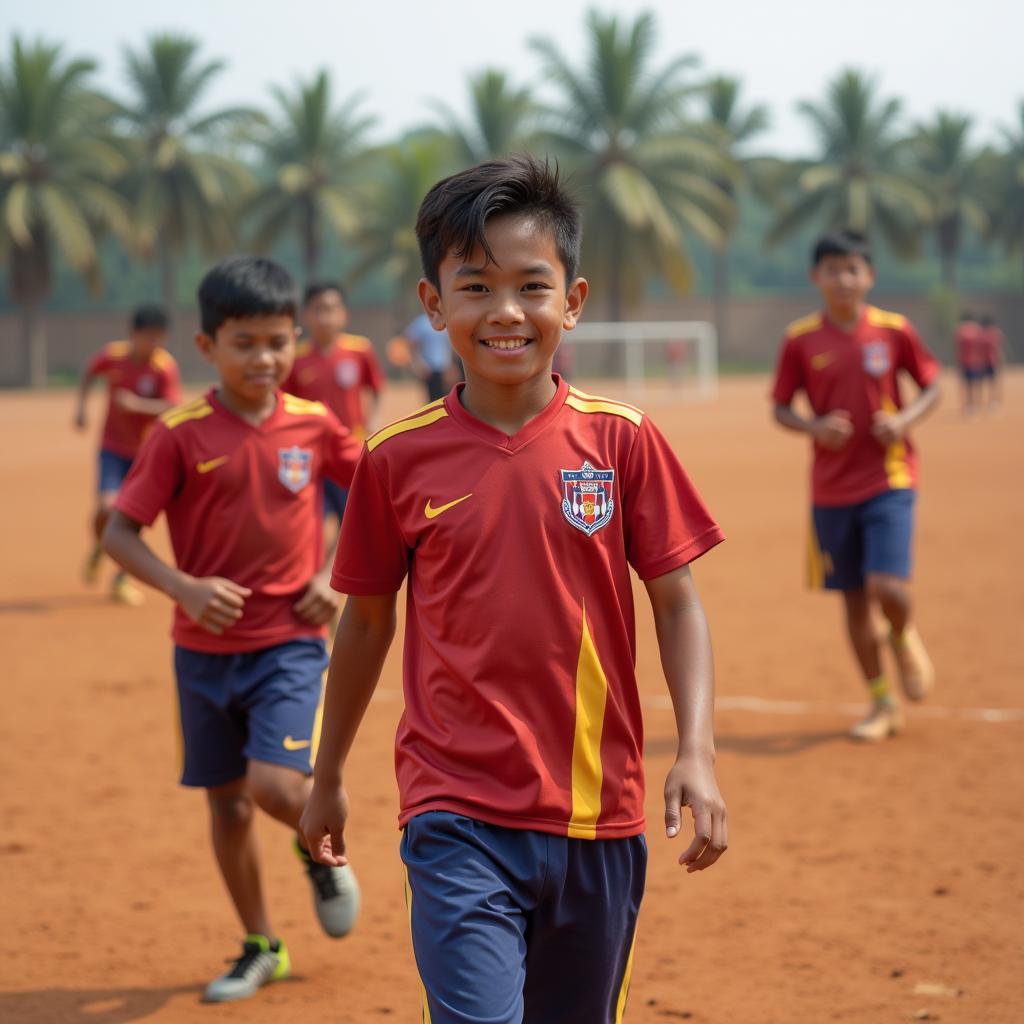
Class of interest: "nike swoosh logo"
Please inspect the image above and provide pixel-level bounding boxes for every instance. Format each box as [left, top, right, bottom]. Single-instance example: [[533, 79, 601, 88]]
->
[[811, 352, 835, 370], [196, 456, 229, 474], [283, 736, 311, 751], [424, 494, 473, 520]]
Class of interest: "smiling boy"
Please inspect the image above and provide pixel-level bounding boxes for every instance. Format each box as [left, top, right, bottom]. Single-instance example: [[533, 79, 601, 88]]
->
[[300, 157, 727, 1022]]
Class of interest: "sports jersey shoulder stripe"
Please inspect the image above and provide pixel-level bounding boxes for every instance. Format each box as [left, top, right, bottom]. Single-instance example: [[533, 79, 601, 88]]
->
[[150, 348, 176, 370], [338, 334, 372, 351], [281, 394, 328, 417], [104, 340, 131, 358], [161, 397, 213, 430], [565, 387, 643, 427], [866, 306, 908, 330], [367, 402, 448, 453], [785, 312, 823, 339], [294, 341, 313, 358]]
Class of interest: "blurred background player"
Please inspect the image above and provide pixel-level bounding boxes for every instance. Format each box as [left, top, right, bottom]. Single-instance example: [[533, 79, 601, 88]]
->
[[284, 281, 384, 530], [396, 309, 457, 402], [978, 313, 1006, 410], [74, 303, 181, 605], [954, 310, 986, 415], [772, 229, 941, 742], [102, 257, 362, 1004]]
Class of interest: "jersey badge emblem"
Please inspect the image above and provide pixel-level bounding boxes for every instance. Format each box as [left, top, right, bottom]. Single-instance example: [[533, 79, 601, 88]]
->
[[278, 446, 313, 493], [863, 340, 891, 377], [561, 461, 615, 537]]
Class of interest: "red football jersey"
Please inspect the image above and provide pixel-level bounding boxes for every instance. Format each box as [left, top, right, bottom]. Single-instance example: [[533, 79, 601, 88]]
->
[[284, 335, 384, 439], [332, 376, 724, 839], [955, 323, 987, 371], [86, 342, 182, 458], [116, 389, 362, 654], [979, 325, 1005, 366], [772, 306, 940, 507]]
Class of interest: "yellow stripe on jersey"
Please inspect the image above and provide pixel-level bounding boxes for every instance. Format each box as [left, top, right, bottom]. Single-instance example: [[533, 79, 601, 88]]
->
[[161, 397, 213, 430], [339, 333, 372, 351], [568, 600, 609, 840], [402, 867, 433, 1023], [282, 394, 328, 417], [879, 395, 912, 489], [785, 312, 823, 339], [104, 340, 131, 358], [366, 403, 448, 453], [565, 388, 643, 428], [615, 930, 638, 1023], [295, 340, 313, 358], [867, 306, 907, 331], [150, 347, 175, 370]]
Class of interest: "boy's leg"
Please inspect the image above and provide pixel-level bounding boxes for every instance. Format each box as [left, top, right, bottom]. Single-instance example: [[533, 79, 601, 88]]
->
[[401, 813, 536, 1024], [522, 835, 646, 1024]]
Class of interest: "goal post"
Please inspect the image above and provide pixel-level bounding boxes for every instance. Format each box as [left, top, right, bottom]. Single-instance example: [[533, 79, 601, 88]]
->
[[557, 320, 718, 402]]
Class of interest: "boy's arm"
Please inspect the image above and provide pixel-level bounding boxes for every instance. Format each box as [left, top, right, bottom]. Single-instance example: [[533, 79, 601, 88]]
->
[[645, 564, 728, 873], [111, 391, 178, 416], [773, 402, 854, 450], [293, 527, 342, 626], [299, 592, 398, 865], [870, 380, 940, 446], [103, 511, 251, 635], [74, 366, 102, 430]]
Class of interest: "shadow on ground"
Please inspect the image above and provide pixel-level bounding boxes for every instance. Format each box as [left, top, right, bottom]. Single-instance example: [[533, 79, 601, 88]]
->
[[646, 729, 849, 759], [0, 986, 199, 1024]]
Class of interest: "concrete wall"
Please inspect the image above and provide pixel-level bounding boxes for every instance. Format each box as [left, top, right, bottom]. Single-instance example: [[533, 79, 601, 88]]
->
[[1, 293, 1020, 386]]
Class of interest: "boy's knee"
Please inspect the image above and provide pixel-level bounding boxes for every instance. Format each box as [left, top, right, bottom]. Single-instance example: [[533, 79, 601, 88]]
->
[[865, 573, 907, 605], [248, 766, 306, 821], [207, 787, 255, 831]]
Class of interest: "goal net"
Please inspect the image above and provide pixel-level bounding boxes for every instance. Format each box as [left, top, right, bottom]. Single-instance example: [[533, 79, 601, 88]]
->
[[556, 321, 718, 403]]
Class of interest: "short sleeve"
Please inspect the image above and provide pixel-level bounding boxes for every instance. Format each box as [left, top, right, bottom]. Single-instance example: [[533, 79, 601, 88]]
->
[[159, 360, 182, 403], [897, 320, 940, 389], [114, 422, 184, 527], [622, 417, 724, 581], [362, 347, 385, 395], [321, 411, 362, 488], [771, 337, 804, 405], [87, 349, 112, 376], [331, 451, 409, 594]]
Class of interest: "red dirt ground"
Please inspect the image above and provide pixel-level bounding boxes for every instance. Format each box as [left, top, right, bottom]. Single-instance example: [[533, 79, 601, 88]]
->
[[1, 372, 1022, 1023]]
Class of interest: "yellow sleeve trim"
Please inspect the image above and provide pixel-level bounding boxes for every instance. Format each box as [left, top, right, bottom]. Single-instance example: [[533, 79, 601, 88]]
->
[[867, 306, 907, 330], [161, 397, 213, 429], [339, 333, 372, 351], [281, 394, 328, 417], [105, 340, 131, 358], [785, 312, 823, 339], [294, 341, 313, 359], [367, 405, 448, 452], [565, 388, 643, 427], [150, 348, 176, 370]]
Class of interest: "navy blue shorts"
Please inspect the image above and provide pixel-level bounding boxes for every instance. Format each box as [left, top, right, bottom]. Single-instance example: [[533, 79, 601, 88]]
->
[[173, 638, 328, 788], [810, 489, 916, 591], [323, 478, 349, 521], [961, 366, 985, 383], [401, 812, 646, 1024], [98, 449, 134, 495]]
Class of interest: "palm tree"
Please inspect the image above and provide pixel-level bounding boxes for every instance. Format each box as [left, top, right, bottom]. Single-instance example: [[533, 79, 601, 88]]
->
[[767, 69, 932, 257], [246, 70, 375, 281], [0, 37, 131, 386], [347, 135, 454, 327], [912, 112, 988, 288], [985, 102, 1024, 290], [430, 68, 536, 164], [701, 75, 771, 350], [118, 34, 258, 321], [531, 11, 733, 321]]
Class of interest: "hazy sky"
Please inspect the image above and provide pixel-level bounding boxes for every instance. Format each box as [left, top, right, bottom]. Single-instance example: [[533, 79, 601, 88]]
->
[[7, 0, 1022, 154]]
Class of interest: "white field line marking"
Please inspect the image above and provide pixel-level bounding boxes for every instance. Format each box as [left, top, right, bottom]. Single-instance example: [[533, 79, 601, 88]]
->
[[645, 694, 1024, 723]]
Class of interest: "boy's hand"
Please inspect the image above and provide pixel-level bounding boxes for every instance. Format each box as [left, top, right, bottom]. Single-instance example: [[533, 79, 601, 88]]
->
[[112, 388, 142, 412], [664, 753, 728, 873], [175, 575, 251, 635], [294, 572, 340, 625], [811, 410, 854, 450], [870, 409, 906, 446], [299, 781, 350, 866]]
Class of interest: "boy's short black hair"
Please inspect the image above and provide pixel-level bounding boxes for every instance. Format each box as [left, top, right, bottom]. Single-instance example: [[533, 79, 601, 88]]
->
[[415, 155, 581, 287], [960, 310, 975, 321], [304, 280, 348, 306], [811, 229, 873, 267], [198, 255, 298, 336], [131, 303, 169, 331], [980, 313, 996, 327]]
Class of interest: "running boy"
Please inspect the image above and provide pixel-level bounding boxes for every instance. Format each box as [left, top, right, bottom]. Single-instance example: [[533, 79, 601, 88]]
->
[[772, 229, 941, 742], [284, 281, 384, 525], [103, 257, 362, 1003], [74, 304, 181, 604], [954, 311, 985, 414], [300, 156, 727, 1023]]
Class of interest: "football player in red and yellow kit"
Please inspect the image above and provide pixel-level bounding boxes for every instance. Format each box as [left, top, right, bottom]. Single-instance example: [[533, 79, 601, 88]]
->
[[103, 258, 363, 1003], [772, 230, 941, 742], [74, 304, 181, 603], [301, 157, 727, 1023]]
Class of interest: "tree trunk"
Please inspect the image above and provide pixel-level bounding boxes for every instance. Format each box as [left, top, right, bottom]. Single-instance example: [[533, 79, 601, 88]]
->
[[604, 218, 624, 375], [304, 199, 321, 283], [713, 245, 730, 355], [937, 214, 959, 290], [159, 235, 177, 336], [21, 301, 47, 389]]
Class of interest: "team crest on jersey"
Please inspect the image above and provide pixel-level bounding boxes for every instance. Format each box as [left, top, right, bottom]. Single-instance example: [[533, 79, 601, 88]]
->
[[335, 361, 359, 388], [137, 374, 157, 396], [863, 341, 891, 377], [278, 446, 313, 493], [561, 461, 615, 537]]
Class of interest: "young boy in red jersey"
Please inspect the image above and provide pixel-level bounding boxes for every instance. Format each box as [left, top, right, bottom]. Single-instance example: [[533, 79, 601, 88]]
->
[[284, 282, 385, 526], [954, 311, 986, 414], [74, 304, 181, 604], [978, 313, 1006, 410], [300, 157, 727, 1023], [102, 257, 363, 1003], [772, 230, 941, 742]]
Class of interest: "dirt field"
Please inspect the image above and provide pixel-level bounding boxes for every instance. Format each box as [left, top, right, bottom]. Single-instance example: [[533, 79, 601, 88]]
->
[[1, 372, 1022, 1024]]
